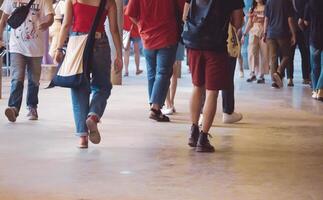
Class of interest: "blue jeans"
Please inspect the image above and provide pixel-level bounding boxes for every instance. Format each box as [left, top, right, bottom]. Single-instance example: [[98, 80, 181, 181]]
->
[[143, 45, 177, 106], [310, 46, 323, 90], [222, 57, 236, 114], [8, 53, 42, 112], [70, 35, 112, 136]]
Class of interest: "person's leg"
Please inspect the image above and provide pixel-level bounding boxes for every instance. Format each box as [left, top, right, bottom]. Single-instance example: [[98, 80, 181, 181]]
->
[[297, 31, 311, 83], [267, 39, 279, 87], [316, 50, 323, 101], [5, 53, 27, 122], [258, 38, 269, 82], [123, 47, 130, 76], [277, 38, 291, 74], [26, 56, 42, 120], [247, 34, 258, 82], [150, 45, 177, 108], [87, 37, 113, 144], [238, 53, 244, 78], [133, 41, 142, 74], [286, 43, 296, 81], [310, 46, 322, 91], [164, 61, 180, 112], [143, 48, 157, 102], [222, 57, 242, 123]]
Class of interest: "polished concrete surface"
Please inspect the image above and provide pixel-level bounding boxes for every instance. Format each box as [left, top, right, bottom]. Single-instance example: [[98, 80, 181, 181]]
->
[[0, 58, 323, 200]]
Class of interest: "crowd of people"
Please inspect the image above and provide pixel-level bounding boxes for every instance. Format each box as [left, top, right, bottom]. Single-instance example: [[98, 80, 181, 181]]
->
[[0, 0, 322, 152]]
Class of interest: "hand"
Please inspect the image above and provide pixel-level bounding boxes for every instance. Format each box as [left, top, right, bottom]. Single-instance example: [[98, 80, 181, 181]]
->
[[114, 56, 123, 73], [38, 22, 49, 32], [262, 35, 267, 43], [54, 50, 64, 64]]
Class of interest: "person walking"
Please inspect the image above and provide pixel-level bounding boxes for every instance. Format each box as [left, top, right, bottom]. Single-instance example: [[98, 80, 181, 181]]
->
[[126, 0, 186, 122], [53, 0, 123, 148], [0, 0, 54, 122], [304, 0, 323, 101], [242, 0, 269, 84], [264, 0, 297, 89], [123, 0, 142, 77], [183, 0, 244, 152]]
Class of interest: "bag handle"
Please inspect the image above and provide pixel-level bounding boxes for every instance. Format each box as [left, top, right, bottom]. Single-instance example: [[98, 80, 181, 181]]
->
[[189, 0, 214, 22], [83, 0, 107, 77]]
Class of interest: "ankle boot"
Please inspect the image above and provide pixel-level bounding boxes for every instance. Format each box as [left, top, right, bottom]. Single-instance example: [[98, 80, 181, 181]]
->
[[188, 124, 199, 147], [196, 131, 215, 153]]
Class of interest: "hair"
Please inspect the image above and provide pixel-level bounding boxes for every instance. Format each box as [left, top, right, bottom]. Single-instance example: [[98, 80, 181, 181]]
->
[[251, 0, 266, 13]]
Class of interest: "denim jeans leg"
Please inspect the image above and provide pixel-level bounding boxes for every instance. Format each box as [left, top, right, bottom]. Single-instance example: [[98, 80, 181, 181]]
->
[[71, 86, 90, 136], [150, 45, 177, 106], [143, 49, 157, 101], [8, 53, 27, 112], [310, 46, 322, 89], [222, 57, 236, 114], [26, 56, 42, 108], [89, 38, 112, 118], [314, 49, 323, 90]]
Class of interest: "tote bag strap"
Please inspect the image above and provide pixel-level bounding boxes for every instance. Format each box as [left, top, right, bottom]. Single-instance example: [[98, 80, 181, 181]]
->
[[83, 0, 107, 77], [26, 0, 36, 9]]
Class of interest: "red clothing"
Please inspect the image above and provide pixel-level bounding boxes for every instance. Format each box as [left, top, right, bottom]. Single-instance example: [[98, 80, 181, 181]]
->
[[123, 7, 140, 38], [125, 0, 186, 50], [72, 1, 108, 33]]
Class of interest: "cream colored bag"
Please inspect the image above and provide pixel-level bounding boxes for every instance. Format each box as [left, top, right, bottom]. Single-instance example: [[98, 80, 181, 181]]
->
[[227, 24, 241, 58], [51, 34, 88, 88]]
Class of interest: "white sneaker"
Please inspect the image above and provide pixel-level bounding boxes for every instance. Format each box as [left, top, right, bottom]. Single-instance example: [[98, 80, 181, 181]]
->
[[198, 114, 203, 126], [162, 107, 174, 115], [312, 91, 318, 99], [239, 71, 244, 78], [223, 112, 243, 124]]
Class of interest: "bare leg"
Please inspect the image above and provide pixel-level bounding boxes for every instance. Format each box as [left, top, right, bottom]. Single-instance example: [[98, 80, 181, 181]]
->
[[124, 47, 130, 76], [201, 90, 219, 133], [190, 86, 205, 125], [133, 42, 142, 74]]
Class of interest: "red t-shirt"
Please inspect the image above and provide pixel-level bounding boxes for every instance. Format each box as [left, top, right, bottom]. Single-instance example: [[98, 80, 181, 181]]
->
[[123, 7, 140, 38], [125, 0, 186, 50]]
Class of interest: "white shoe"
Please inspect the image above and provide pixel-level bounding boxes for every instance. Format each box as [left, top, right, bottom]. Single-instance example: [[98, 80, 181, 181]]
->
[[239, 71, 244, 78], [223, 112, 243, 124], [198, 114, 203, 127], [162, 107, 174, 115], [312, 91, 318, 99]]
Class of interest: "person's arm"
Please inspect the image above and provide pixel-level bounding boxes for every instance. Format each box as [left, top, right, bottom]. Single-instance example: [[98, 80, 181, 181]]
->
[[53, 0, 73, 63], [241, 14, 253, 44], [263, 17, 268, 42], [38, 0, 55, 31], [182, 2, 190, 22], [125, 0, 139, 25], [0, 12, 9, 43], [107, 0, 123, 72]]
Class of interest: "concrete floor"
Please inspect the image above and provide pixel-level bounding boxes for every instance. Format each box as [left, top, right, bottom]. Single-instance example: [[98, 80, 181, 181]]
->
[[0, 60, 323, 200]]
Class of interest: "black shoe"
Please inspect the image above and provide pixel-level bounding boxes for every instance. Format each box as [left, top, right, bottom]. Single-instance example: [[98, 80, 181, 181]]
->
[[257, 77, 265, 84], [149, 108, 170, 122], [196, 131, 215, 153], [271, 83, 279, 89], [246, 75, 257, 82], [287, 79, 294, 87], [188, 124, 199, 147]]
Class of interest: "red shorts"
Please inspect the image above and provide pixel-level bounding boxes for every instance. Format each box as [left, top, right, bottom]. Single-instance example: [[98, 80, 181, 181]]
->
[[188, 49, 230, 90]]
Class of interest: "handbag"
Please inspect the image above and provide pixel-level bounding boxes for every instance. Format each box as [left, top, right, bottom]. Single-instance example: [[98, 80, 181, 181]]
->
[[48, 0, 107, 88], [123, 25, 133, 50], [7, 0, 35, 29], [227, 23, 241, 58]]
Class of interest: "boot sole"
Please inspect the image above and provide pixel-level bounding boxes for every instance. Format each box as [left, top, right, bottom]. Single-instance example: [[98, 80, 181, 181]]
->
[[5, 108, 16, 122], [196, 146, 215, 153], [86, 119, 101, 144]]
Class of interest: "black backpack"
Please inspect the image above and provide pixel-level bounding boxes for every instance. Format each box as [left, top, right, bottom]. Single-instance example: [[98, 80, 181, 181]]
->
[[182, 0, 229, 51], [7, 0, 35, 29]]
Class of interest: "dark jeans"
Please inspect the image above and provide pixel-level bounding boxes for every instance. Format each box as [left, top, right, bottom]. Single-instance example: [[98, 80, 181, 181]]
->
[[222, 57, 236, 114], [286, 30, 310, 80]]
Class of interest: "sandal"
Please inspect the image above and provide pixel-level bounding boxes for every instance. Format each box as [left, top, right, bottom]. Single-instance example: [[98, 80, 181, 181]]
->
[[149, 108, 170, 122], [79, 136, 88, 149]]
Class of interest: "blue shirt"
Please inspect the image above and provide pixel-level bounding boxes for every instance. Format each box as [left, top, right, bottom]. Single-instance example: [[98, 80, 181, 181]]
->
[[265, 0, 293, 39]]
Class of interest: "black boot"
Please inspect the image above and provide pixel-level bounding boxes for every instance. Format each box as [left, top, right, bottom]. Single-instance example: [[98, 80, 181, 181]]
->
[[196, 131, 215, 153], [188, 124, 199, 147]]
